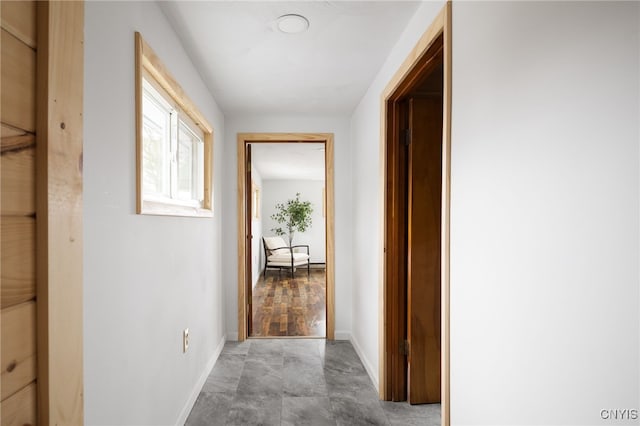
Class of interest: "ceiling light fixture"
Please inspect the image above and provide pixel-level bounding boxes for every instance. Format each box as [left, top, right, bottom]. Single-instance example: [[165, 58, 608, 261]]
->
[[277, 14, 309, 34]]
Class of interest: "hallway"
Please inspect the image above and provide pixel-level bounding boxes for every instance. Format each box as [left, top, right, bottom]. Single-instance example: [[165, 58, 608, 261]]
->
[[186, 339, 440, 425]]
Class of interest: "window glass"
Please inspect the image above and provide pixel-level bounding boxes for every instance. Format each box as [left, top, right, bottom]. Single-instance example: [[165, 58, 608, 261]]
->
[[142, 82, 172, 198], [177, 126, 193, 200], [177, 120, 202, 202], [141, 77, 205, 207]]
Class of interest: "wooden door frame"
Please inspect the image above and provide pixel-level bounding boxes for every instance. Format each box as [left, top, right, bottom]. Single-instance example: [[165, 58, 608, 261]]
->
[[379, 2, 451, 425], [244, 144, 253, 337], [35, 1, 84, 423], [237, 133, 335, 341]]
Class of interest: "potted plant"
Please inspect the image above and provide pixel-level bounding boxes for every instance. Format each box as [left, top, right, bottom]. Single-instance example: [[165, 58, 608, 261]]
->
[[271, 193, 313, 247]]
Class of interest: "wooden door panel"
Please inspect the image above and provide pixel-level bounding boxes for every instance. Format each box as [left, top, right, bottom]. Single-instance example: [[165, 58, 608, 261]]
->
[[385, 99, 409, 401], [407, 96, 442, 404]]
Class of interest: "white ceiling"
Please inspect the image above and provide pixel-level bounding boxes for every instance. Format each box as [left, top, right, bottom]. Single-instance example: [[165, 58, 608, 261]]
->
[[251, 143, 325, 180], [160, 1, 421, 115]]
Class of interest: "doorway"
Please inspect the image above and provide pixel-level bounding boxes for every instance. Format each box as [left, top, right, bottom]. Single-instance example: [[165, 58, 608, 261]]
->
[[380, 2, 451, 424], [237, 133, 335, 341], [248, 143, 326, 337]]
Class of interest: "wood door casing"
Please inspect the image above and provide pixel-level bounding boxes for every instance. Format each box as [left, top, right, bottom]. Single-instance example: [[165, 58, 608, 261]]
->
[[236, 133, 336, 341], [380, 4, 451, 423], [407, 96, 442, 404], [36, 2, 85, 421]]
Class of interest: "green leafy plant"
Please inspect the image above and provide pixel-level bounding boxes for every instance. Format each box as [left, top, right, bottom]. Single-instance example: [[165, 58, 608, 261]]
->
[[271, 193, 313, 246]]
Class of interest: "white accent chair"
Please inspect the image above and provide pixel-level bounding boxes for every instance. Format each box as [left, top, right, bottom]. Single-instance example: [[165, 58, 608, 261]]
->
[[262, 236, 310, 279]]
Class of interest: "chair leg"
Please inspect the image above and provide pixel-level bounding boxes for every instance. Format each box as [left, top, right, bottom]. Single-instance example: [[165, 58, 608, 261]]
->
[[307, 262, 310, 277], [291, 258, 295, 279]]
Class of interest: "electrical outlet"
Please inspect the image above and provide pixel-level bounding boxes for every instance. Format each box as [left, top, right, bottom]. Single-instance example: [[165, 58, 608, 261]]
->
[[183, 328, 189, 353]]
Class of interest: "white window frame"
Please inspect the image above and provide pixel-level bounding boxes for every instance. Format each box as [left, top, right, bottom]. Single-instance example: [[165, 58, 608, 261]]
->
[[135, 32, 213, 217]]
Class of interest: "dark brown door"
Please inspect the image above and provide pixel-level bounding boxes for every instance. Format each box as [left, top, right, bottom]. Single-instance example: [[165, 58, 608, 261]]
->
[[387, 99, 409, 401], [406, 96, 442, 404], [246, 143, 253, 336]]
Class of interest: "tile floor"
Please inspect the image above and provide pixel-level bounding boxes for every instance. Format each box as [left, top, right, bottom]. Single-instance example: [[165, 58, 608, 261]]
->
[[186, 339, 441, 426]]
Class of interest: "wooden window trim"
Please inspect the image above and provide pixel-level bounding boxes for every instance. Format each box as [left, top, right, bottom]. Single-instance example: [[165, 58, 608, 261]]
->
[[134, 32, 213, 217]]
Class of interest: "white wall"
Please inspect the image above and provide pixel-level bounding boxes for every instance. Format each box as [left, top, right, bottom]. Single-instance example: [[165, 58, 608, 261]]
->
[[262, 179, 326, 263], [223, 115, 352, 340], [450, 2, 638, 424], [83, 2, 226, 424], [251, 164, 263, 287], [349, 0, 446, 388], [351, 0, 640, 424]]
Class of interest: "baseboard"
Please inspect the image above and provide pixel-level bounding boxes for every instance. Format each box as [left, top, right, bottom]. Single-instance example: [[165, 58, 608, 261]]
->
[[334, 330, 351, 340], [175, 335, 226, 425], [350, 334, 379, 391], [227, 331, 239, 341]]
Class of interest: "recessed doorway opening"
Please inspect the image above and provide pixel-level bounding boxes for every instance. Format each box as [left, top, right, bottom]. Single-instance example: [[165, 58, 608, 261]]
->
[[250, 143, 326, 337], [237, 133, 335, 341], [380, 3, 451, 425]]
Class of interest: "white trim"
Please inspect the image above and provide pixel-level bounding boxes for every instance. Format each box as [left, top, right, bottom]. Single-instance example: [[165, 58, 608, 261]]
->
[[175, 335, 226, 425], [227, 332, 239, 341], [350, 334, 380, 392]]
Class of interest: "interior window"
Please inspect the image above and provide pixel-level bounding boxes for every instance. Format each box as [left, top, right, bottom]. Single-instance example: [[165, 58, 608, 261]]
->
[[135, 32, 213, 217]]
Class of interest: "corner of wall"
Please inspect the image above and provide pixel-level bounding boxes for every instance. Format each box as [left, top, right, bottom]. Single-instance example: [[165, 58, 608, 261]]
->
[[350, 333, 379, 391], [334, 330, 351, 341]]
